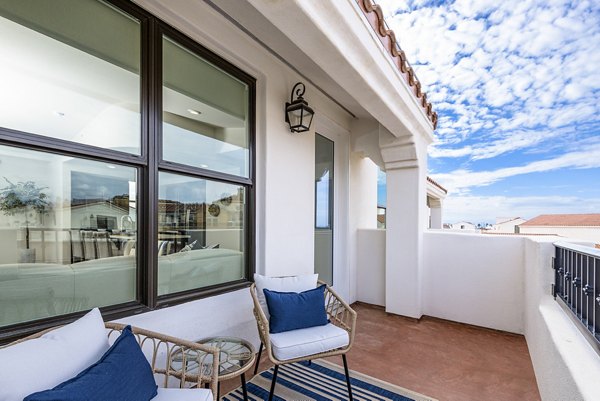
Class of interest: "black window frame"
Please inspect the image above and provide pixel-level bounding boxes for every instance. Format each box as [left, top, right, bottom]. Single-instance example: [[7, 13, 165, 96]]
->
[[0, 0, 256, 343]]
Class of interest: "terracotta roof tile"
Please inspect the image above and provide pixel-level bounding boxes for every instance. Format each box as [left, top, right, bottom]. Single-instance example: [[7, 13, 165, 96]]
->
[[357, 0, 438, 129], [520, 214, 600, 227], [426, 176, 447, 194]]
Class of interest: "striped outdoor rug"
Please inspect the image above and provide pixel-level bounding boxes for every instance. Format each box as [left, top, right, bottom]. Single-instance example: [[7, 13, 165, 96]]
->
[[221, 360, 437, 401]]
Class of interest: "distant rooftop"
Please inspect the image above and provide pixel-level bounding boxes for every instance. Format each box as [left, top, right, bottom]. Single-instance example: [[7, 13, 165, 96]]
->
[[520, 214, 600, 227], [496, 217, 525, 225], [357, 0, 438, 129]]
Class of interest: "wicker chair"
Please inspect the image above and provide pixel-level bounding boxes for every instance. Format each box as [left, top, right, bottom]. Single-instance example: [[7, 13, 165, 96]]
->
[[250, 280, 357, 401], [9, 323, 220, 401]]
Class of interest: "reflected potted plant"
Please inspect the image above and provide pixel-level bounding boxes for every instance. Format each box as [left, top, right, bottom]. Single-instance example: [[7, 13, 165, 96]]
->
[[0, 178, 51, 262]]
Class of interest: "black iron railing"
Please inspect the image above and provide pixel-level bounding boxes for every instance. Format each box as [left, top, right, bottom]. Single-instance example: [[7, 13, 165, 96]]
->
[[553, 242, 600, 345]]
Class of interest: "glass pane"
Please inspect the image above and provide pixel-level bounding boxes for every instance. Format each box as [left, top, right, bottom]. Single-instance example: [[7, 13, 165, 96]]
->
[[158, 172, 245, 295], [0, 145, 137, 328], [0, 0, 141, 154], [315, 134, 334, 285], [162, 37, 249, 177]]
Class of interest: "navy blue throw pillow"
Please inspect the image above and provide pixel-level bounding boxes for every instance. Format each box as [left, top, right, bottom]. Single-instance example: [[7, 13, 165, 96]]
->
[[264, 284, 329, 333], [25, 326, 158, 401]]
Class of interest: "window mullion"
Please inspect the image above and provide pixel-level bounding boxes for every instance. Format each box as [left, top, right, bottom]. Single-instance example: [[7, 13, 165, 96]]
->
[[140, 18, 162, 309]]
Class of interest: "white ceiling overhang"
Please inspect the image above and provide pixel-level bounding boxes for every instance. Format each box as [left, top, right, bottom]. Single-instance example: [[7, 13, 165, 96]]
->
[[190, 0, 435, 144]]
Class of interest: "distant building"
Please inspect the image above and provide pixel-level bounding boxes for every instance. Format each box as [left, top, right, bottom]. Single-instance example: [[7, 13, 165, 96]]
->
[[518, 214, 600, 244], [493, 217, 527, 233], [377, 176, 447, 230], [426, 177, 447, 229], [377, 206, 386, 229], [449, 221, 476, 231]]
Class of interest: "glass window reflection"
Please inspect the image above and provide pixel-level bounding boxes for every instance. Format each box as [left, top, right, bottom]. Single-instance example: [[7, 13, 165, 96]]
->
[[162, 37, 250, 177], [157, 172, 245, 295], [0, 145, 137, 327], [0, 0, 141, 154]]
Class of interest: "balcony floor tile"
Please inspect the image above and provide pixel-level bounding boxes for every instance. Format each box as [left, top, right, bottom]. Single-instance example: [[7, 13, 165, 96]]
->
[[227, 302, 541, 401], [338, 303, 541, 401]]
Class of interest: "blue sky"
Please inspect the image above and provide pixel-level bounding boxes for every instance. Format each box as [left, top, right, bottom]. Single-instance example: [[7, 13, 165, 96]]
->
[[376, 0, 600, 223]]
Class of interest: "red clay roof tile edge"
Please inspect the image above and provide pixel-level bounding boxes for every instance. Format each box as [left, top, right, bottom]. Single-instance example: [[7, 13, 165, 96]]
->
[[427, 176, 447, 194], [520, 214, 600, 227], [357, 0, 438, 129]]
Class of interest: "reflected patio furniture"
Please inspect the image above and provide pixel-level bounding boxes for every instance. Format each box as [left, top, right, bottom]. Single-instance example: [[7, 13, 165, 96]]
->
[[94, 231, 113, 259], [81, 230, 96, 260], [0, 248, 243, 326], [0, 286, 89, 325], [158, 231, 191, 253]]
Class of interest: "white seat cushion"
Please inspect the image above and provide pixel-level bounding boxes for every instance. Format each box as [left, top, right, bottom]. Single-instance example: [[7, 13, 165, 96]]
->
[[0, 308, 109, 401], [270, 323, 349, 361], [254, 273, 318, 319], [151, 388, 213, 401]]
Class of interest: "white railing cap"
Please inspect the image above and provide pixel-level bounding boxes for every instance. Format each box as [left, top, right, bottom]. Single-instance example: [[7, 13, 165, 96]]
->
[[554, 241, 600, 258]]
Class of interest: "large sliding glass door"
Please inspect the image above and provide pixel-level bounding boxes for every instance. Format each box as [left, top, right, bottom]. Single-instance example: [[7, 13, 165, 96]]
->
[[315, 134, 334, 285]]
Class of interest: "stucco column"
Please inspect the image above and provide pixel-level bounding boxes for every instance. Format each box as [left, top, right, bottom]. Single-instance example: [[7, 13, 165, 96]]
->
[[380, 126, 428, 318], [429, 198, 443, 229]]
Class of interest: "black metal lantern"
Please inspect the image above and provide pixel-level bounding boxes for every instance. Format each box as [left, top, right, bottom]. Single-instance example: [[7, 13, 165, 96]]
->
[[285, 82, 314, 133]]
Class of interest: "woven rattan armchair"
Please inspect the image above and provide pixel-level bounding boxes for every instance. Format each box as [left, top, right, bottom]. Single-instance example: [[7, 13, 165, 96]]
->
[[250, 280, 357, 401], [10, 323, 220, 401]]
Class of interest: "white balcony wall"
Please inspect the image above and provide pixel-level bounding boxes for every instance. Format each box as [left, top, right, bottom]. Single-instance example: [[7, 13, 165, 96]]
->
[[349, 154, 379, 302], [356, 229, 385, 306], [523, 239, 600, 401], [423, 231, 525, 333]]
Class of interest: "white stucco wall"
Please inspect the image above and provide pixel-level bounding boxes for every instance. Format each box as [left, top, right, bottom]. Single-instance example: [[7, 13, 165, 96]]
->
[[423, 231, 525, 333], [356, 228, 385, 306], [110, 0, 359, 346], [349, 154, 379, 302], [115, 288, 257, 344], [357, 229, 526, 333], [523, 239, 600, 401]]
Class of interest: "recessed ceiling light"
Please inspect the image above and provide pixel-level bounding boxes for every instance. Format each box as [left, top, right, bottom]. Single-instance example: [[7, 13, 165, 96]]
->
[[53, 111, 65, 117], [199, 164, 208, 168], [187, 109, 201, 115], [106, 164, 116, 169]]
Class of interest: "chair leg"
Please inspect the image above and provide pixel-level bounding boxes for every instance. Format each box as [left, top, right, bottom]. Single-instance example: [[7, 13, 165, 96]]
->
[[254, 342, 263, 375], [268, 364, 279, 401], [342, 354, 353, 401], [241, 372, 248, 401]]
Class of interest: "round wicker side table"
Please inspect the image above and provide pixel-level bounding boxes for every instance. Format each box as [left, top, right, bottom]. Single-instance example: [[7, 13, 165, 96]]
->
[[171, 336, 256, 401]]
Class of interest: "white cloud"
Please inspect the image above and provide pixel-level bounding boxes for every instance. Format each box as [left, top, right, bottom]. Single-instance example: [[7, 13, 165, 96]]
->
[[428, 146, 473, 158], [443, 194, 600, 224], [452, 0, 499, 18], [432, 142, 600, 193], [373, 0, 600, 223], [428, 126, 576, 161], [379, 0, 600, 156]]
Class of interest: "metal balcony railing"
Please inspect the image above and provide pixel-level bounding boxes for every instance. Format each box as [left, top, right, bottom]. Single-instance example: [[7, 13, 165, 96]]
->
[[553, 241, 600, 346]]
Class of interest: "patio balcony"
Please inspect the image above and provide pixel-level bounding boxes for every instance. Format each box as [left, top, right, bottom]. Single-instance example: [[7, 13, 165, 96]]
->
[[350, 229, 600, 400], [248, 301, 540, 401]]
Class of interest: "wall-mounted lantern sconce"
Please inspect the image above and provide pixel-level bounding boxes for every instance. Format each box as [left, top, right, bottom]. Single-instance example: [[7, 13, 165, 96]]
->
[[285, 82, 314, 133]]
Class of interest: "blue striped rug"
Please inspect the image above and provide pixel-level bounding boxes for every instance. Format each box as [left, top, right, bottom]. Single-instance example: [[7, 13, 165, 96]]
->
[[221, 360, 437, 401]]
